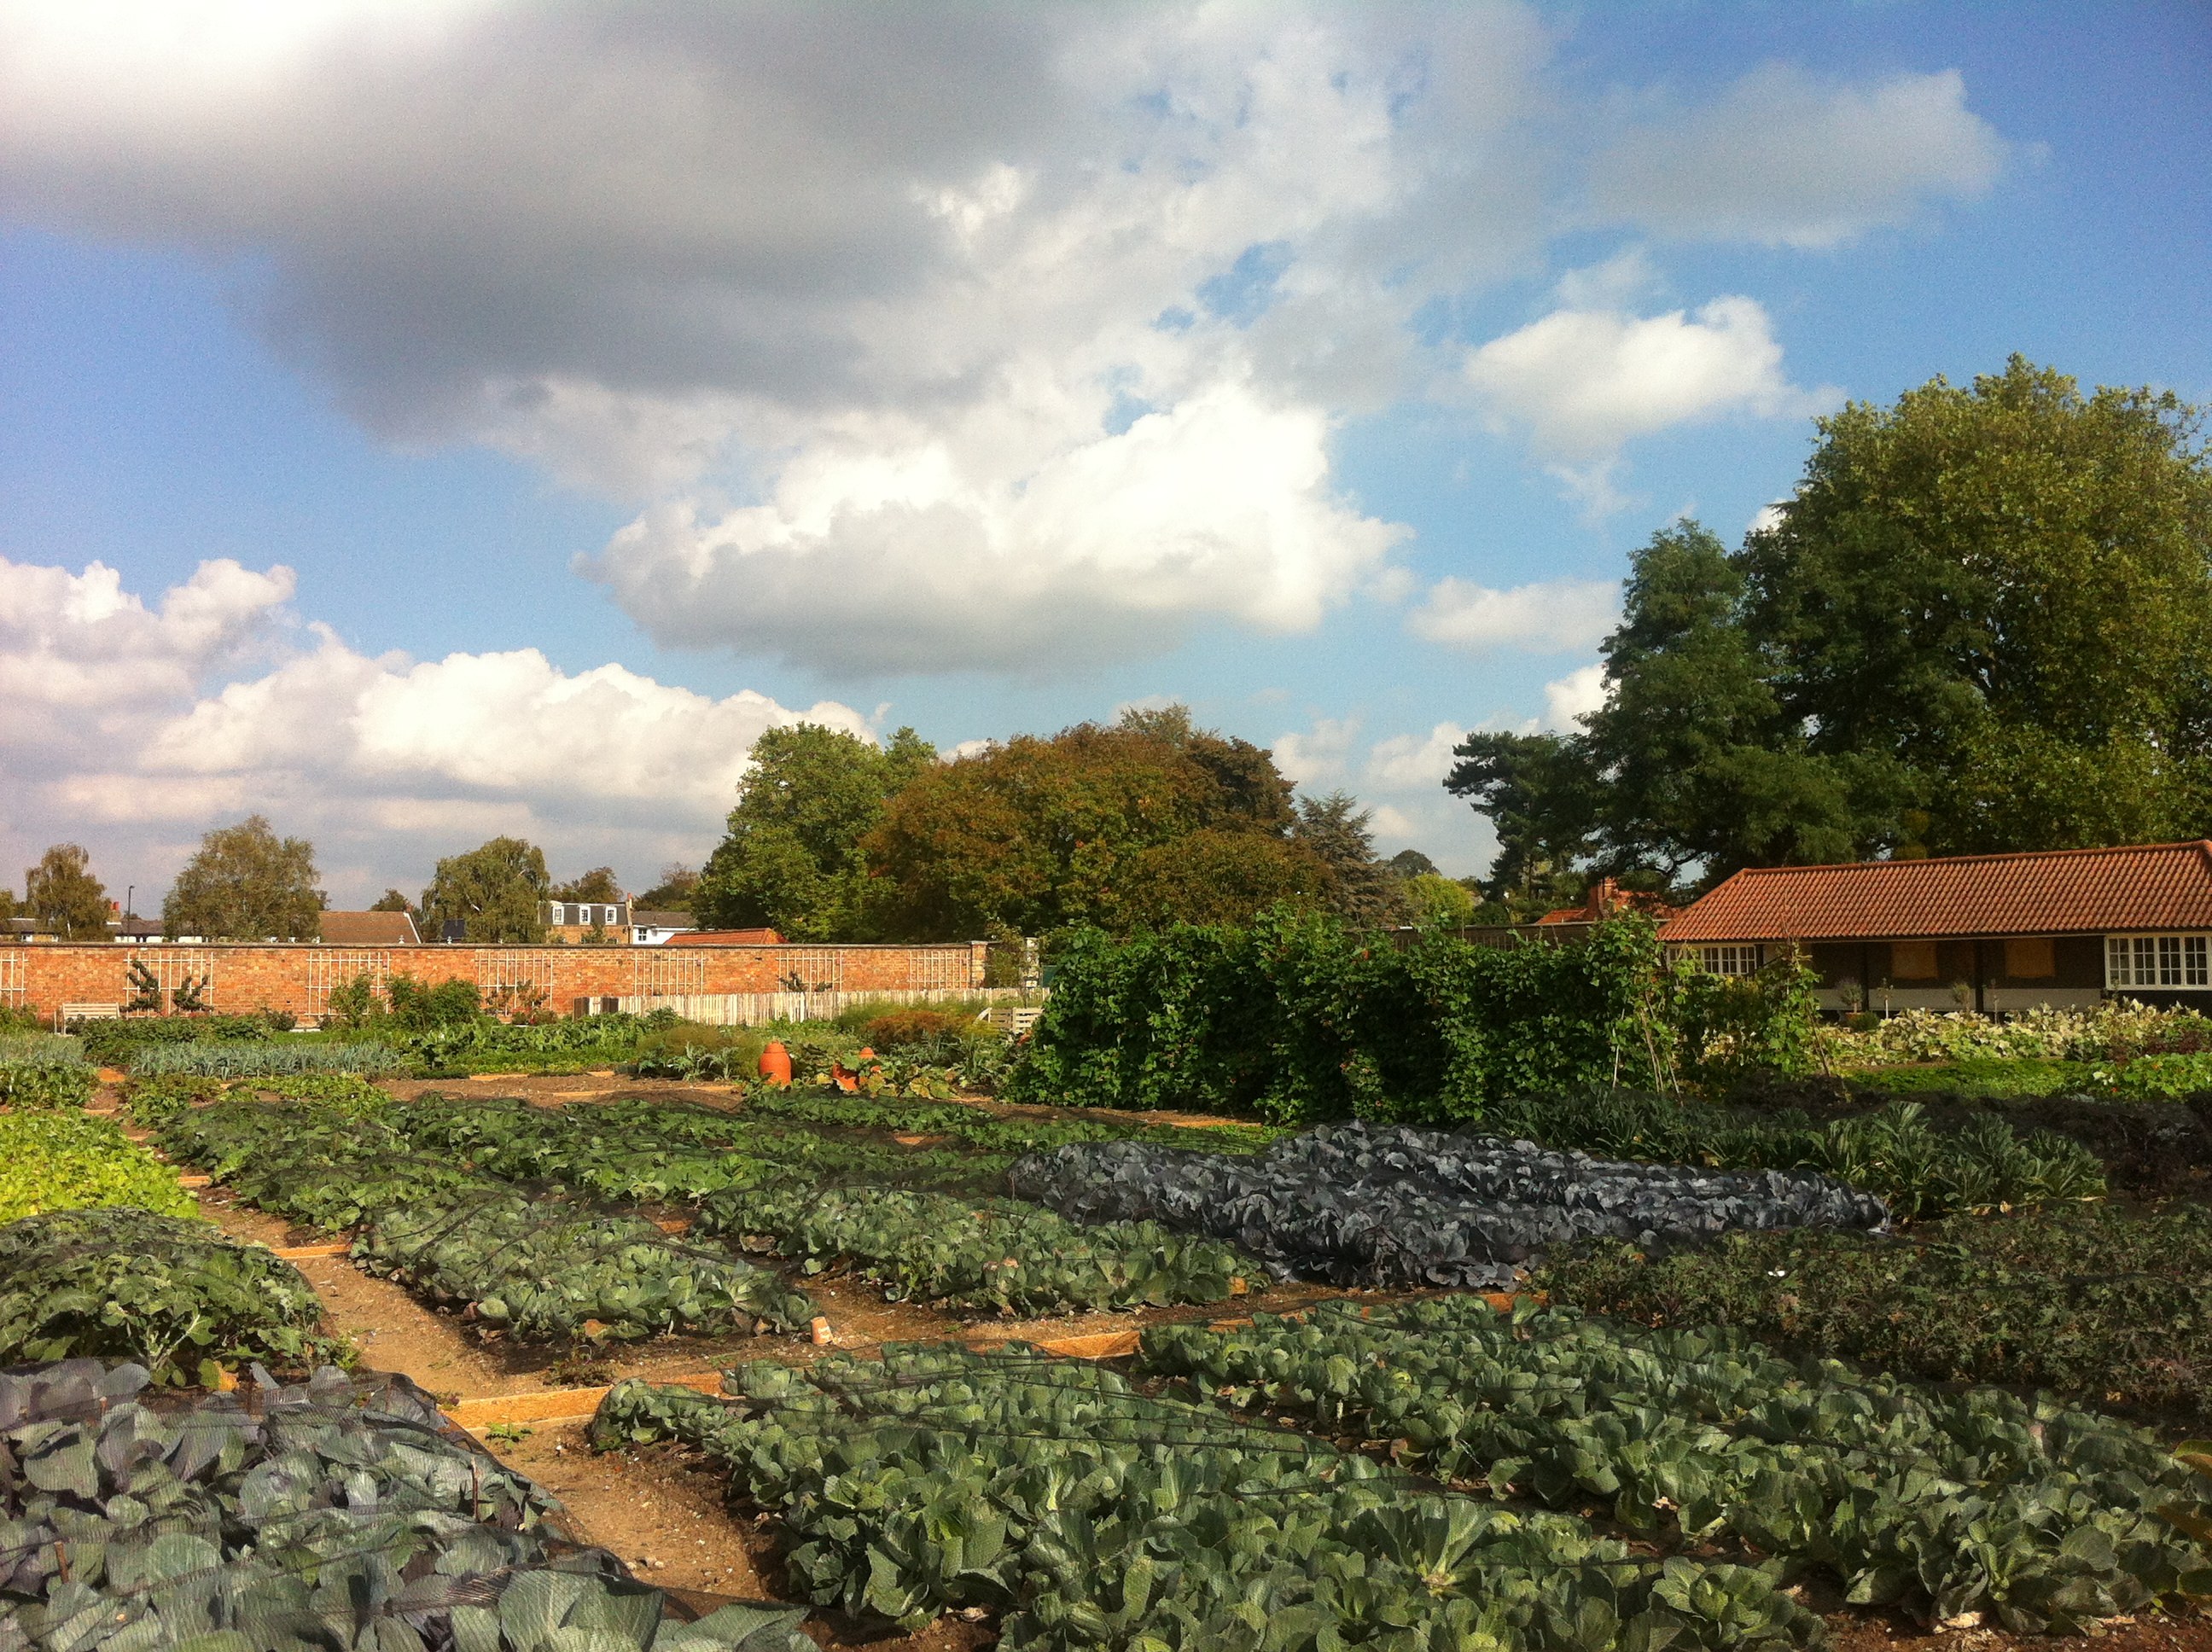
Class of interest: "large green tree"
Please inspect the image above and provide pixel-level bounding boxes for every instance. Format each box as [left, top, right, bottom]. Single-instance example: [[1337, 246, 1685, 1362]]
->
[[26, 844, 109, 939], [694, 724, 937, 939], [865, 707, 1319, 939], [1293, 790, 1406, 928], [419, 836, 550, 943], [1451, 358, 2212, 887], [162, 815, 324, 940], [552, 866, 624, 904]]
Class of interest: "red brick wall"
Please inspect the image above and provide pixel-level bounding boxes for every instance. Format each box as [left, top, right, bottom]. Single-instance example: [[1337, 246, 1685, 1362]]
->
[[0, 941, 987, 1023]]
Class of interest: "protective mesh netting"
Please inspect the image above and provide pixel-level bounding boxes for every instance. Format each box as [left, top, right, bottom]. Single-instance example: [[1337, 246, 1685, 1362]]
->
[[0, 1360, 811, 1652], [1009, 1120, 1890, 1288]]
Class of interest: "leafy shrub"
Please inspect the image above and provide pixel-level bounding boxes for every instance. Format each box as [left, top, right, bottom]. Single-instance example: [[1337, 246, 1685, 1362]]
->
[[693, 1179, 1253, 1314], [0, 1110, 196, 1222], [1139, 1298, 2212, 1633], [0, 1207, 348, 1383], [1830, 1003, 2212, 1067], [1536, 1201, 2212, 1422], [597, 1347, 1823, 1650], [128, 1038, 411, 1078], [1, 1361, 812, 1652], [1009, 908, 1692, 1123]]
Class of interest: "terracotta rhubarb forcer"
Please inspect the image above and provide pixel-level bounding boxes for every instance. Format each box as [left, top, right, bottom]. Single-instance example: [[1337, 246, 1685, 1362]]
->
[[758, 1039, 793, 1086]]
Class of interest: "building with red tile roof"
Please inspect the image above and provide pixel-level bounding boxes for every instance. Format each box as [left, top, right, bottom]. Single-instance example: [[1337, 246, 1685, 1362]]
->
[[317, 909, 421, 945], [1661, 841, 2212, 1012]]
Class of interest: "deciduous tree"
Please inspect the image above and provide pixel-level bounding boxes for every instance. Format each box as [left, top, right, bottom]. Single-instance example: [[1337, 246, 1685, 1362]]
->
[[1451, 358, 2212, 888], [866, 707, 1319, 939], [552, 866, 623, 903], [162, 815, 324, 940], [26, 844, 109, 939], [695, 724, 937, 939], [420, 836, 550, 943]]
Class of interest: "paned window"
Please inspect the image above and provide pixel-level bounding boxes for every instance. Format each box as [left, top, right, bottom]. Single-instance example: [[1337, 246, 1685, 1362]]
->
[[2107, 934, 2212, 988], [1698, 945, 1759, 976]]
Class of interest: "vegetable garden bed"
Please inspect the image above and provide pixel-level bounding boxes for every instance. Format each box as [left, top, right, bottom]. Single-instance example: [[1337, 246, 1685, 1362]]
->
[[0, 1358, 812, 1652], [1010, 1121, 1889, 1287], [1137, 1297, 2212, 1634]]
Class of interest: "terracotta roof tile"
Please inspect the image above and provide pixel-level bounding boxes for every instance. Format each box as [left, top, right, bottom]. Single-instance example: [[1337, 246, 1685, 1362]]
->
[[317, 910, 420, 945], [1661, 841, 2212, 943]]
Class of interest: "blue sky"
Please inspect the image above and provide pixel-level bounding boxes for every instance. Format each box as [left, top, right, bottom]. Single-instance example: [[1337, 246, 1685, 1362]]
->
[[2, 1, 2205, 905]]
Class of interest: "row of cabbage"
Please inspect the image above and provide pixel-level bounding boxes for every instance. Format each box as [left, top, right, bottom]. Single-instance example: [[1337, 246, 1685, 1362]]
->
[[0, 1359, 811, 1652], [154, 1093, 813, 1341], [1534, 1201, 2212, 1422], [152, 1088, 1262, 1327], [594, 1345, 1823, 1652], [1138, 1298, 2212, 1634], [1010, 1121, 1889, 1288]]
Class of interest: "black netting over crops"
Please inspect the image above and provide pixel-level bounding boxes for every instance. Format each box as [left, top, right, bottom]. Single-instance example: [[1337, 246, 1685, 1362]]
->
[[1008, 1121, 1890, 1288], [0, 1359, 812, 1652]]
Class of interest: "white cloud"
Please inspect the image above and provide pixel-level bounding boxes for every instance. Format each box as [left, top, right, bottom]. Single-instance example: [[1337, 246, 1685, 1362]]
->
[[1542, 661, 1607, 730], [1406, 576, 1617, 654], [1589, 65, 2005, 249], [1465, 296, 1832, 459], [1365, 721, 1467, 789], [0, 3, 1571, 675], [0, 556, 866, 901], [1272, 715, 1361, 787]]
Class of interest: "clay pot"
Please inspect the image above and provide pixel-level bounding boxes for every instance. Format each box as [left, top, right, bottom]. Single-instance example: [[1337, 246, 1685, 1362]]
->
[[759, 1039, 793, 1086]]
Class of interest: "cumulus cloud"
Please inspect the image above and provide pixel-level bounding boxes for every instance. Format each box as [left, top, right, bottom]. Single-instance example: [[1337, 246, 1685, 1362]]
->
[[0, 556, 866, 899], [1365, 721, 1468, 789], [1406, 576, 1618, 654], [1272, 715, 1362, 788], [1541, 661, 1607, 730], [0, 3, 1573, 673], [1589, 65, 2005, 248], [0, 11, 2004, 676], [1465, 296, 1831, 459]]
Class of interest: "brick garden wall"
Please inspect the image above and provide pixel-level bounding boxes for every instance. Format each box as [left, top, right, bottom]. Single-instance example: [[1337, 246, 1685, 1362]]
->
[[0, 941, 988, 1025]]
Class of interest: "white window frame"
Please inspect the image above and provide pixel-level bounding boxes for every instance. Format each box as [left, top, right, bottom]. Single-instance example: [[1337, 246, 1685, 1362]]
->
[[2106, 933, 2211, 989], [1697, 944, 1761, 977]]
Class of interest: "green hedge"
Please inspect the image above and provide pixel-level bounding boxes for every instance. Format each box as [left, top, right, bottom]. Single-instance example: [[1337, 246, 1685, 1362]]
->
[[1009, 909, 1685, 1122]]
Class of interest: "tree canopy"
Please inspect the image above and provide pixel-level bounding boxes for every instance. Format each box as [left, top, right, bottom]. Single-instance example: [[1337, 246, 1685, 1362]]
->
[[419, 836, 550, 943], [26, 844, 109, 939], [370, 889, 414, 914], [633, 864, 699, 912], [1451, 358, 2212, 892], [162, 815, 324, 940], [552, 866, 623, 903], [865, 707, 1324, 939], [694, 724, 937, 939]]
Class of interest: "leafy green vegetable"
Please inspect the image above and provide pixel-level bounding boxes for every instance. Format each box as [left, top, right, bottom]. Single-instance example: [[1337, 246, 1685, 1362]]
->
[[1536, 1201, 2212, 1422], [0, 1360, 813, 1652], [595, 1346, 1822, 1651], [160, 1095, 817, 1342], [695, 1179, 1253, 1313], [0, 1053, 96, 1109], [359, 1189, 814, 1341], [1139, 1298, 2212, 1633], [129, 1037, 411, 1077], [0, 1109, 196, 1223], [0, 1206, 348, 1383]]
